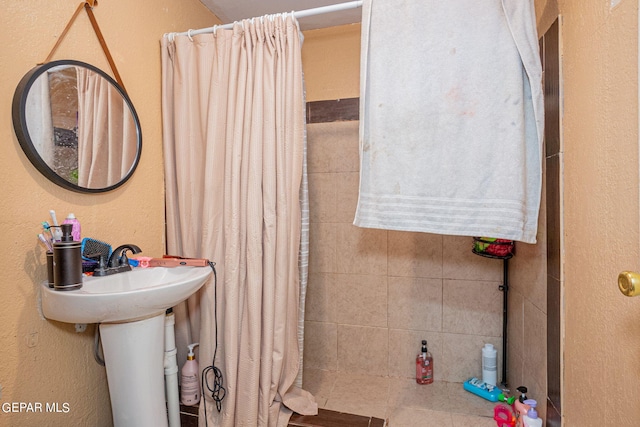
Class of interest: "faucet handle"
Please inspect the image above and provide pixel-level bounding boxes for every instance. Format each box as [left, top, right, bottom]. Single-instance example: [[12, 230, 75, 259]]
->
[[93, 254, 110, 277], [109, 244, 142, 268]]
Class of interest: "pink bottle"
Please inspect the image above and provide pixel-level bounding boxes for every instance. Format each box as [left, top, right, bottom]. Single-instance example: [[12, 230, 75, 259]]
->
[[415, 340, 434, 384], [62, 213, 81, 242], [513, 387, 531, 427]]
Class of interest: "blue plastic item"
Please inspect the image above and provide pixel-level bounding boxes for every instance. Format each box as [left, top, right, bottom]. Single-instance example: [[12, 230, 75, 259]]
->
[[463, 377, 501, 402], [80, 237, 112, 262]]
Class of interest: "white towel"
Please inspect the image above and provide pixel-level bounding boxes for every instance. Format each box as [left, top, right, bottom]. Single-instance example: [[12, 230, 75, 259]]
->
[[354, 0, 544, 243]]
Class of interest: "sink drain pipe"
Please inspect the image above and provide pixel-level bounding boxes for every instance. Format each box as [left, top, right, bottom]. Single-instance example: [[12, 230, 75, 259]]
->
[[164, 309, 180, 427]]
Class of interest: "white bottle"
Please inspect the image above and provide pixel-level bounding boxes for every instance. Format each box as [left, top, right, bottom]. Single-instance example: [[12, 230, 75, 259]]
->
[[180, 343, 201, 406], [482, 343, 497, 386], [523, 400, 543, 427]]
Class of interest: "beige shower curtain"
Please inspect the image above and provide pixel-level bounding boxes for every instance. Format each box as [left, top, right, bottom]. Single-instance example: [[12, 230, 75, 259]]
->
[[76, 67, 138, 188], [161, 15, 316, 427]]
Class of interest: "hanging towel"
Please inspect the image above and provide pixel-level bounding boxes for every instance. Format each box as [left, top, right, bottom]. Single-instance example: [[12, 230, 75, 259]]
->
[[354, 0, 544, 243]]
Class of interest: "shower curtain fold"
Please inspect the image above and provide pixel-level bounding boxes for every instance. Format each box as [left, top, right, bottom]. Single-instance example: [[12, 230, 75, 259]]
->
[[161, 15, 316, 427], [77, 67, 137, 188]]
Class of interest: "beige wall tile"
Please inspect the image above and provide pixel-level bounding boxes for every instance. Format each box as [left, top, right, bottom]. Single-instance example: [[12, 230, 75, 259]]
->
[[388, 378, 452, 411], [387, 381, 498, 424], [328, 372, 390, 405], [306, 272, 337, 322], [309, 172, 337, 223], [508, 290, 525, 367], [388, 329, 442, 380], [510, 240, 547, 313], [338, 325, 389, 375], [523, 300, 547, 393], [388, 231, 443, 278], [304, 321, 338, 370], [335, 274, 387, 327], [450, 413, 497, 427], [445, 382, 498, 416], [335, 171, 360, 223], [307, 122, 360, 173], [332, 121, 360, 173], [388, 277, 443, 331], [307, 124, 336, 173], [324, 371, 389, 418], [442, 279, 503, 336], [508, 353, 525, 394], [388, 407, 454, 427], [440, 333, 502, 383], [323, 399, 388, 420], [443, 236, 502, 281], [336, 223, 388, 275], [302, 368, 337, 406], [309, 222, 336, 273]]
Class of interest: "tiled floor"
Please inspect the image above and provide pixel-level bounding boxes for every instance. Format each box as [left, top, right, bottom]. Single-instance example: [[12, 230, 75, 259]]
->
[[303, 369, 498, 427]]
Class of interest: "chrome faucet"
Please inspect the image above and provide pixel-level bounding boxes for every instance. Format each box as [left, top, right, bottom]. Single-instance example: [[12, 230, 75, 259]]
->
[[94, 244, 142, 276]]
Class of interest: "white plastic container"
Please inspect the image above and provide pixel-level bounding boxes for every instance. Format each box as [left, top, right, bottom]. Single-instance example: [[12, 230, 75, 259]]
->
[[523, 400, 543, 427], [180, 343, 201, 406], [482, 343, 497, 386]]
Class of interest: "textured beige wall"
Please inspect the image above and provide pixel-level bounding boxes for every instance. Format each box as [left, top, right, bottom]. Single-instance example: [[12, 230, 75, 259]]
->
[[559, 0, 640, 425], [302, 24, 361, 102], [0, 1, 217, 425]]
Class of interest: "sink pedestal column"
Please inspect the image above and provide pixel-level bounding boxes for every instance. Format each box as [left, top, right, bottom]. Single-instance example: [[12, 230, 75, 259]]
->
[[100, 313, 168, 427]]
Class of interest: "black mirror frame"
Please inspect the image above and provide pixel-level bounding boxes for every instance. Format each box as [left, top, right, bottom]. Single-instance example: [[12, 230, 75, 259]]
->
[[12, 59, 142, 193]]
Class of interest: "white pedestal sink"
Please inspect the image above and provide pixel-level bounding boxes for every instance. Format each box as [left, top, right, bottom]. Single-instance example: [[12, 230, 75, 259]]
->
[[41, 266, 212, 427]]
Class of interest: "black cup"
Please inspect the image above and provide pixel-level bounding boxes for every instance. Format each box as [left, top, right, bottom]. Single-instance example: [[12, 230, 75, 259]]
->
[[53, 241, 83, 291]]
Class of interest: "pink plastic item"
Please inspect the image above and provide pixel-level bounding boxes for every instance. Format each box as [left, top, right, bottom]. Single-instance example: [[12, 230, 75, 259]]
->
[[132, 256, 152, 268]]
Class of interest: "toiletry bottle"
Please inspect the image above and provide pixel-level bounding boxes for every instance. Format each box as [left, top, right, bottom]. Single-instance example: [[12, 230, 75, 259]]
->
[[482, 343, 497, 386], [181, 343, 201, 405], [62, 213, 81, 242], [52, 223, 83, 291], [513, 389, 531, 427], [522, 400, 543, 427], [415, 340, 433, 384]]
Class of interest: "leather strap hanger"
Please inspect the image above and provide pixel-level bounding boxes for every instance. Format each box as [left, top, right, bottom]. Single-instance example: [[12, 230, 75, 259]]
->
[[41, 0, 126, 93]]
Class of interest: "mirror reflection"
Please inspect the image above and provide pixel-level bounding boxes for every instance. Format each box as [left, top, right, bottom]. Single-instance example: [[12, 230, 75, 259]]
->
[[13, 60, 141, 192]]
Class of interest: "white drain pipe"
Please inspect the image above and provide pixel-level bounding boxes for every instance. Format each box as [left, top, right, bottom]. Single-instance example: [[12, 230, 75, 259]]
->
[[164, 310, 180, 427]]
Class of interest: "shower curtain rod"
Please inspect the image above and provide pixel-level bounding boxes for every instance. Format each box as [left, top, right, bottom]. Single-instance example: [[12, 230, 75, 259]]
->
[[167, 0, 363, 38]]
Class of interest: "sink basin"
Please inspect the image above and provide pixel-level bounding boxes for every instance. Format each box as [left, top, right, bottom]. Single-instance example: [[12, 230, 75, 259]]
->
[[40, 265, 212, 427], [41, 266, 212, 323]]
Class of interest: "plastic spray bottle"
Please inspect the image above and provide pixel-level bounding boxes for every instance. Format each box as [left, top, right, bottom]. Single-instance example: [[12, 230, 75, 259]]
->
[[180, 343, 201, 406], [62, 213, 81, 242]]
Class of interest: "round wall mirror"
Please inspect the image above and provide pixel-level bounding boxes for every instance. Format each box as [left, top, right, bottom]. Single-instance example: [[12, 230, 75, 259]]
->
[[12, 60, 142, 193]]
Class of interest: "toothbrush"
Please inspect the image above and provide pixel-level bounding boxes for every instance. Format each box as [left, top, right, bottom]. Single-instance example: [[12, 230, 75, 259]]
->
[[42, 222, 53, 241], [49, 210, 62, 241], [38, 234, 53, 252], [49, 210, 59, 227]]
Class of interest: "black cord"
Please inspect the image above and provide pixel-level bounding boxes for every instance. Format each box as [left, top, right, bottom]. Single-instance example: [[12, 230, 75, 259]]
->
[[202, 261, 225, 422]]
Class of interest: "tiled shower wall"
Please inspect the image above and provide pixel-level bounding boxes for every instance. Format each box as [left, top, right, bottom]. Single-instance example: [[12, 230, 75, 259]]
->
[[304, 117, 545, 388]]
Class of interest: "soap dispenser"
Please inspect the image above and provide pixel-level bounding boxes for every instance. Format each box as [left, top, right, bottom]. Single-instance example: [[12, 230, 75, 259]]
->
[[415, 339, 433, 384], [180, 343, 201, 406], [522, 399, 543, 427], [52, 223, 82, 291]]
